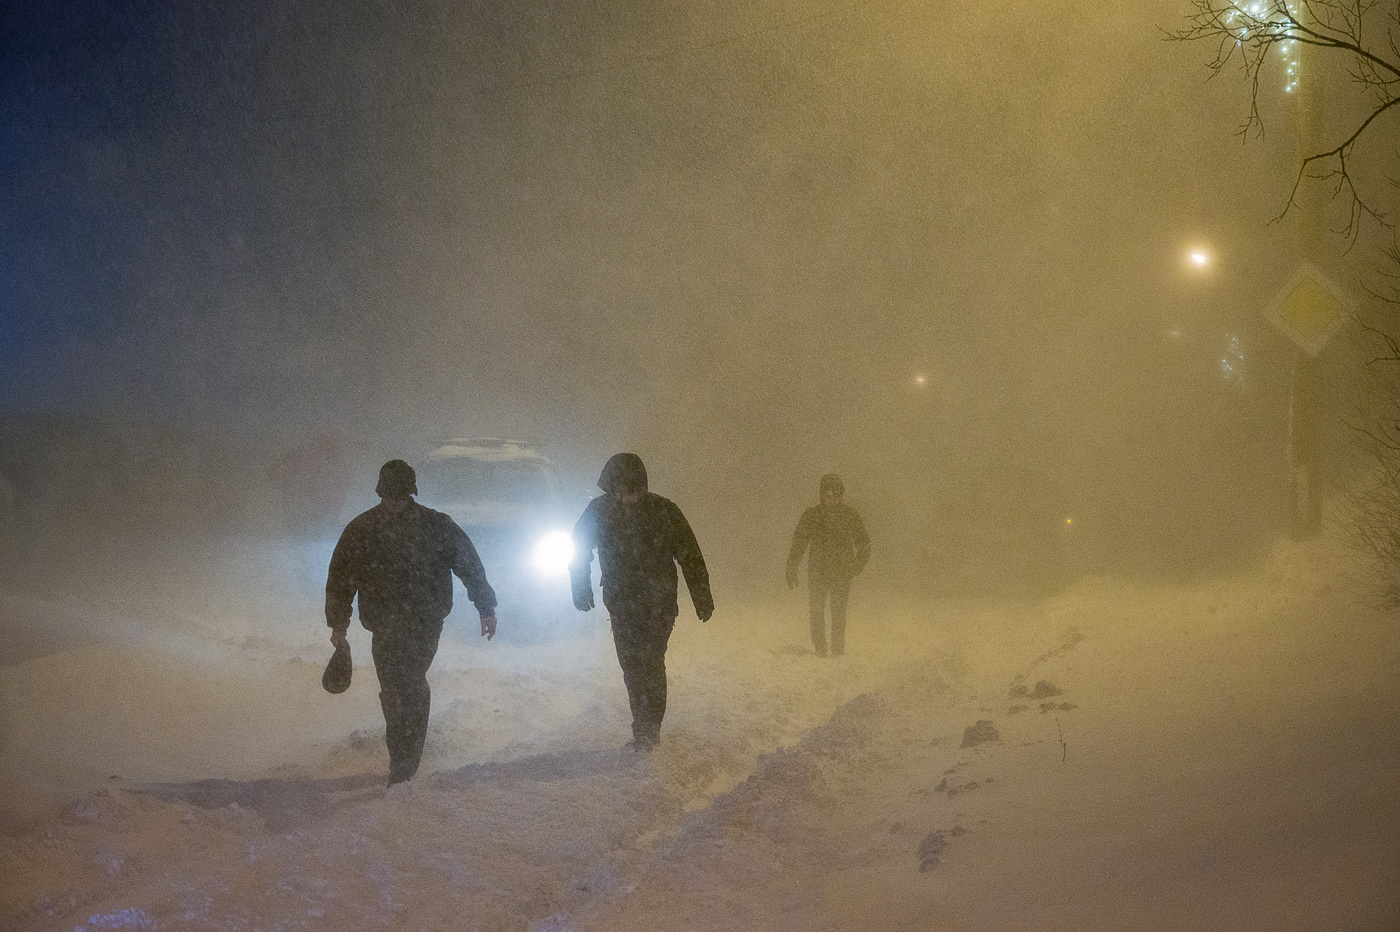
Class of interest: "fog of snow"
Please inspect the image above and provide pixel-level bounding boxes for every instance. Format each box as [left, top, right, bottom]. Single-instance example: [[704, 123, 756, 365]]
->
[[4, 0, 1400, 928]]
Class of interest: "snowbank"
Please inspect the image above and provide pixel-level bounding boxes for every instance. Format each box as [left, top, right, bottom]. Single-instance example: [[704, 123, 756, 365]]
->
[[2, 538, 1398, 930]]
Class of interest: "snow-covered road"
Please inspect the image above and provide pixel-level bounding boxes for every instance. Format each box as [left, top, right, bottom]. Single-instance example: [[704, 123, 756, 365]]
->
[[3, 538, 1398, 931]]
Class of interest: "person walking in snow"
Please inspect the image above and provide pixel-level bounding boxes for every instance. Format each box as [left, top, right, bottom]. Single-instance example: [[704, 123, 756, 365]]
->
[[325, 459, 498, 785], [786, 473, 870, 657], [570, 453, 714, 752]]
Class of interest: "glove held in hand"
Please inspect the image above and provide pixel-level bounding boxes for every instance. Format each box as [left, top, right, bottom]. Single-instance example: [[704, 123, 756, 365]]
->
[[322, 642, 352, 694]]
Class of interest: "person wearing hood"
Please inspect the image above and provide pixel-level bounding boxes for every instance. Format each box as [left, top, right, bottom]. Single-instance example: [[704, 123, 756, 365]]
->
[[570, 453, 714, 752], [787, 473, 870, 657], [325, 459, 498, 785]]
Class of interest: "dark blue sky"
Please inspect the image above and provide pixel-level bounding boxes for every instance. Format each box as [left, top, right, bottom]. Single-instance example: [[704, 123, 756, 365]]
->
[[4, 2, 412, 426]]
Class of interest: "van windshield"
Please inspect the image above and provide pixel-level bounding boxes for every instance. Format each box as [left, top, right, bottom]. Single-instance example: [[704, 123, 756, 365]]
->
[[417, 458, 556, 505]]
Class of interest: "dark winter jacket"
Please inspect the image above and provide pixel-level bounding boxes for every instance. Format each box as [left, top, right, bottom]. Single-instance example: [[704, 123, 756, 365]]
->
[[787, 503, 871, 580], [325, 500, 496, 632], [570, 454, 714, 618]]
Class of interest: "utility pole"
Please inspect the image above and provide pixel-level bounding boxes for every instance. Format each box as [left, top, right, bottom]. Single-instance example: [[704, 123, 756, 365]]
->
[[1287, 17, 1327, 539]]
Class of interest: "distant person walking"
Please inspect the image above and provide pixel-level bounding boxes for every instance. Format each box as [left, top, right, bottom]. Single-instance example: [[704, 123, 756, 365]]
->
[[325, 459, 498, 785], [786, 473, 870, 657], [570, 453, 714, 752]]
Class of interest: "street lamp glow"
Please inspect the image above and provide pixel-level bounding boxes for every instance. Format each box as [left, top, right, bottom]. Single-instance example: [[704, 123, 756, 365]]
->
[[1189, 249, 1210, 269], [914, 374, 927, 386]]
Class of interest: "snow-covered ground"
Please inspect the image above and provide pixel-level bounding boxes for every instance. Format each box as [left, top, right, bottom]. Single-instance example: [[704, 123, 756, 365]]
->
[[2, 535, 1398, 931]]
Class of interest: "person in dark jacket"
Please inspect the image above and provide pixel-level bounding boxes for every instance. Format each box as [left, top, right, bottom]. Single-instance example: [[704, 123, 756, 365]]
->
[[786, 473, 870, 657], [570, 453, 713, 752], [325, 459, 498, 785]]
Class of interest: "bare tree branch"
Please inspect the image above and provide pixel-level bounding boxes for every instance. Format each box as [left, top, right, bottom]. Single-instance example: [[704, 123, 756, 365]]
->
[[1171, 0, 1400, 235]]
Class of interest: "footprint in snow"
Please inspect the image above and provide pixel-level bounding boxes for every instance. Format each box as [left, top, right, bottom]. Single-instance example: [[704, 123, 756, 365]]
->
[[960, 720, 1000, 748], [918, 830, 946, 870], [918, 826, 967, 871], [1008, 680, 1063, 700]]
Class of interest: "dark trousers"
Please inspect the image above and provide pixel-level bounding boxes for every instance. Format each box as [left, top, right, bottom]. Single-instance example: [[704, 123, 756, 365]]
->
[[809, 574, 852, 654], [609, 607, 677, 743], [371, 621, 443, 784]]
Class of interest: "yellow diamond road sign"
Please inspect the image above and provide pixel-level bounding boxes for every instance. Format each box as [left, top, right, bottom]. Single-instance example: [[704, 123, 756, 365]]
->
[[1263, 262, 1352, 357]]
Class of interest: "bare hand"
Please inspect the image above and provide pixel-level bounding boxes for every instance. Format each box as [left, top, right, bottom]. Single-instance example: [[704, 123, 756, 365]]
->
[[698, 606, 713, 623], [480, 614, 497, 640], [574, 591, 595, 613], [330, 629, 349, 650]]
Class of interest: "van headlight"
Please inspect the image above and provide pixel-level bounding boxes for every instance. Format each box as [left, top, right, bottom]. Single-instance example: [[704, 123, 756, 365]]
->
[[532, 530, 575, 577]]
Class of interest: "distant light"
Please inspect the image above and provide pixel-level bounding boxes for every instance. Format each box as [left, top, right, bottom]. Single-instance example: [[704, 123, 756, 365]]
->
[[1220, 332, 1246, 386], [1168, 329, 1182, 339], [914, 374, 927, 386], [1065, 517, 1073, 525], [1189, 249, 1210, 268]]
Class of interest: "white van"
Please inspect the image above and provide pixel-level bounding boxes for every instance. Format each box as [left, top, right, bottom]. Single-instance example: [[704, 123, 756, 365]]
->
[[415, 439, 582, 640]]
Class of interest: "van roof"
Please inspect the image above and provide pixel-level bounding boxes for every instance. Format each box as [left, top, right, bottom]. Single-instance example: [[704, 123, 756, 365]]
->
[[423, 438, 550, 464]]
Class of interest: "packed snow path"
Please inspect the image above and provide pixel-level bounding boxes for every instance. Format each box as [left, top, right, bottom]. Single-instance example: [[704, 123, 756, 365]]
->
[[2, 539, 1398, 930]]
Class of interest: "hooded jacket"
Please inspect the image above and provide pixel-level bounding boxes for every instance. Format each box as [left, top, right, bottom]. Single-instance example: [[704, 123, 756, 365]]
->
[[788, 502, 870, 580], [326, 499, 497, 632], [571, 453, 714, 618]]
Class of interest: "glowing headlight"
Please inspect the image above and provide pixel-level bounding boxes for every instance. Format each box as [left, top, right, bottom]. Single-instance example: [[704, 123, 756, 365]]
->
[[532, 530, 575, 577]]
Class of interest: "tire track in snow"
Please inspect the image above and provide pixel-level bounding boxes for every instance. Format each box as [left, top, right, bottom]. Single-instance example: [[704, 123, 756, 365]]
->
[[573, 656, 1075, 932], [569, 684, 926, 930]]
